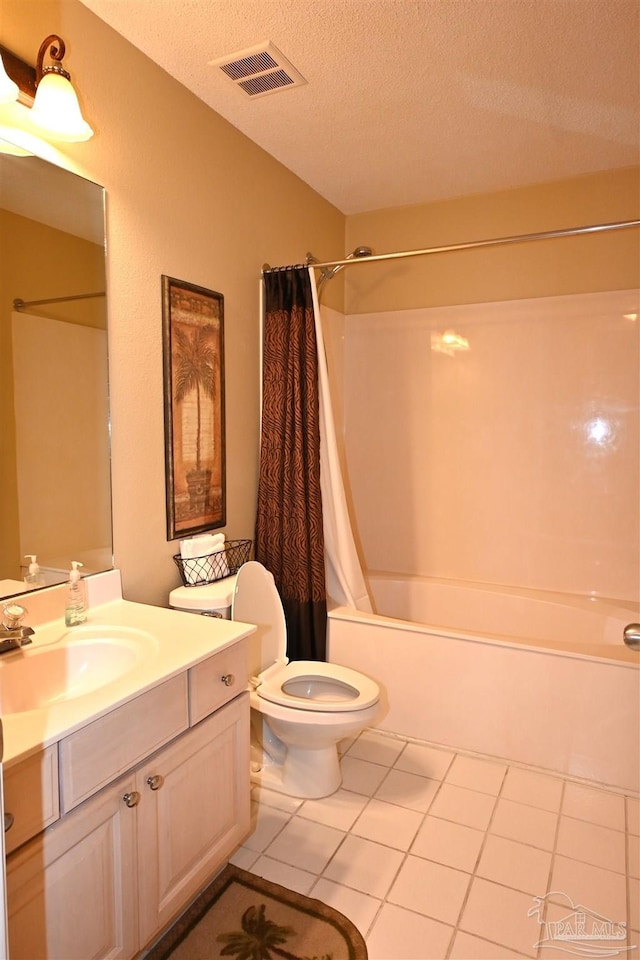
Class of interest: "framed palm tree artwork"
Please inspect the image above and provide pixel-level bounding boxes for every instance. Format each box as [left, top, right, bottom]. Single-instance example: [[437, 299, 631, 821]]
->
[[162, 275, 225, 539]]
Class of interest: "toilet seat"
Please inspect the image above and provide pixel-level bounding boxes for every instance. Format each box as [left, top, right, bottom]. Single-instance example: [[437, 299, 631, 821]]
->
[[256, 660, 379, 713], [233, 561, 379, 714]]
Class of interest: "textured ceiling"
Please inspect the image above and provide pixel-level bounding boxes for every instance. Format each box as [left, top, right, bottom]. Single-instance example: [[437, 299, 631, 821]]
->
[[80, 0, 639, 214]]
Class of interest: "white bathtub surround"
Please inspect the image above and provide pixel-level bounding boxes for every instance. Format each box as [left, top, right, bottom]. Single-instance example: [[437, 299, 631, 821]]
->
[[340, 290, 640, 602], [328, 576, 639, 793], [231, 728, 639, 960]]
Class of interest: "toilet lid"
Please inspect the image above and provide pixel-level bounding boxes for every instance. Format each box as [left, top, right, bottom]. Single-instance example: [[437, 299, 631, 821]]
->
[[232, 561, 287, 676], [169, 574, 237, 612], [257, 660, 380, 713]]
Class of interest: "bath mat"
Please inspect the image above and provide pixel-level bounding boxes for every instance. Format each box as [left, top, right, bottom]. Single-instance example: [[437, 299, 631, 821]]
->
[[143, 863, 368, 960]]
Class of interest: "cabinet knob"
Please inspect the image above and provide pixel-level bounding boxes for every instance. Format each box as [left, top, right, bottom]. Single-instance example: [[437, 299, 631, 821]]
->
[[221, 673, 235, 687], [122, 791, 140, 808], [146, 774, 164, 791], [4, 812, 14, 832]]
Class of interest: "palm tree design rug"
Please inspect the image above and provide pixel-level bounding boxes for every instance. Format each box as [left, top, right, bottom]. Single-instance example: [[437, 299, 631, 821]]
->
[[143, 864, 368, 960]]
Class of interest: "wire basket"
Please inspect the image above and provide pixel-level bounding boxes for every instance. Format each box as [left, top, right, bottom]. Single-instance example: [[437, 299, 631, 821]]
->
[[172, 539, 252, 587]]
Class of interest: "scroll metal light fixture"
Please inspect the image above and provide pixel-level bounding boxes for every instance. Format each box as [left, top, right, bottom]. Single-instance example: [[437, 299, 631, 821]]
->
[[0, 46, 31, 154], [0, 34, 93, 143], [0, 49, 19, 104]]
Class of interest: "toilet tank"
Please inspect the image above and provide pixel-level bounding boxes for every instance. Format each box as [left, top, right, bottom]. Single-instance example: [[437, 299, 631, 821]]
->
[[168, 574, 237, 619]]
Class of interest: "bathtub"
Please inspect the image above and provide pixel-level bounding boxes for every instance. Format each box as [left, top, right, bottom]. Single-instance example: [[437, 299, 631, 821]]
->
[[327, 574, 640, 793]]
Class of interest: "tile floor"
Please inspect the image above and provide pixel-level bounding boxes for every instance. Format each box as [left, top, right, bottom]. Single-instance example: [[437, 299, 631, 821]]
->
[[230, 729, 639, 960]]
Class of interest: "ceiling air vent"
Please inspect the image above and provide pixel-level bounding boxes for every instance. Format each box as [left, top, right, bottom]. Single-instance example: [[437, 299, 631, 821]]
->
[[209, 42, 306, 99]]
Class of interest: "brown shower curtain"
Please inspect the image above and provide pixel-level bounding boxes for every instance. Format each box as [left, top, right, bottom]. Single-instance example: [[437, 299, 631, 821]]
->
[[255, 267, 327, 661]]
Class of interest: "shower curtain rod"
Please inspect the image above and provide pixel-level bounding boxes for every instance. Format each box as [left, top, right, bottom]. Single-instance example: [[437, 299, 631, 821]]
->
[[262, 219, 639, 274], [13, 292, 106, 311]]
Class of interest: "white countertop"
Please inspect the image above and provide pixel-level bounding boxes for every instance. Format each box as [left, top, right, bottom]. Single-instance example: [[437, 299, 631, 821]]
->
[[1, 577, 255, 768]]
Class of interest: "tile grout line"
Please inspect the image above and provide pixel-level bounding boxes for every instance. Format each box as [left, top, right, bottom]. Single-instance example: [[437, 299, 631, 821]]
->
[[362, 750, 573, 958], [301, 749, 403, 931], [243, 732, 637, 959], [244, 788, 300, 863], [359, 736, 430, 940], [359, 739, 457, 942], [443, 759, 510, 959], [536, 777, 567, 959], [625, 795, 633, 954], [365, 726, 639, 800]]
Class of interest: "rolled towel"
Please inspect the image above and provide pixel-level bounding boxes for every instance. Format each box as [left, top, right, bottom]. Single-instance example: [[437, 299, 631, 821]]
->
[[180, 532, 224, 559], [206, 540, 230, 579], [180, 532, 227, 584]]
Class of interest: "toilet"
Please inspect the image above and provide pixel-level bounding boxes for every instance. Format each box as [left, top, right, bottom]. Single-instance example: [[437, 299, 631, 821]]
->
[[232, 561, 380, 799]]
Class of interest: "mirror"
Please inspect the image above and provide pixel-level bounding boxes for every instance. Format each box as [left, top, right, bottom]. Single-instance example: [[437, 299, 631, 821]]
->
[[0, 151, 112, 600]]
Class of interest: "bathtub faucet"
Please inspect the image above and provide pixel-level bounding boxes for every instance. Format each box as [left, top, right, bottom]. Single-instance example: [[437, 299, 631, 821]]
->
[[623, 623, 640, 651], [0, 602, 34, 653]]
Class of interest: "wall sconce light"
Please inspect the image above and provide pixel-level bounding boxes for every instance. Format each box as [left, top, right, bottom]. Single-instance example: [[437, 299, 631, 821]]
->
[[0, 34, 93, 143]]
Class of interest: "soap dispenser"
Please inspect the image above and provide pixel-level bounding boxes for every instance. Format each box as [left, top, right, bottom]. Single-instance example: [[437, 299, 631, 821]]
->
[[24, 554, 44, 587], [65, 561, 88, 626]]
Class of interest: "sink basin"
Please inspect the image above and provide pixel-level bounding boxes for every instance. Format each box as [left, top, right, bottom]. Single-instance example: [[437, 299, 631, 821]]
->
[[0, 626, 155, 714]]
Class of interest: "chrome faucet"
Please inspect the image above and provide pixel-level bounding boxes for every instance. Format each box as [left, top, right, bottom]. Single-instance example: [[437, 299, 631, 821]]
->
[[623, 623, 640, 651], [0, 603, 34, 653]]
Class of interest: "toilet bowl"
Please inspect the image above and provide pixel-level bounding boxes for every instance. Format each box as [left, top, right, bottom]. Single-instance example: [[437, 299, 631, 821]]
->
[[232, 561, 380, 799]]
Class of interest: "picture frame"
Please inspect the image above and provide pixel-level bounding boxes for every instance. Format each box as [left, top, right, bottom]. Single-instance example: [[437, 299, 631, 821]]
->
[[162, 275, 225, 540]]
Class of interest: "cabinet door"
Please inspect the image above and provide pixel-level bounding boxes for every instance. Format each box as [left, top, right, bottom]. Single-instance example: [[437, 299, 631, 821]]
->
[[6, 775, 138, 960], [137, 692, 250, 948]]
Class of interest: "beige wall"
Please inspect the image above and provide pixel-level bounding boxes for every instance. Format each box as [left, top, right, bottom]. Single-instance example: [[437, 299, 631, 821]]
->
[[0, 208, 106, 580], [345, 167, 639, 313], [1, 0, 344, 606]]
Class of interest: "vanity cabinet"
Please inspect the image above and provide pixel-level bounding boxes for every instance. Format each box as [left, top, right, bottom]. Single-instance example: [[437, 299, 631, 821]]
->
[[5, 639, 250, 960], [59, 673, 190, 812], [4, 745, 59, 855], [6, 772, 138, 960], [137, 694, 249, 945]]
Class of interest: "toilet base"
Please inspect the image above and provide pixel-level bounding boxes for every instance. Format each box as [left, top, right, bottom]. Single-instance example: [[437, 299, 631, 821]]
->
[[251, 743, 343, 799]]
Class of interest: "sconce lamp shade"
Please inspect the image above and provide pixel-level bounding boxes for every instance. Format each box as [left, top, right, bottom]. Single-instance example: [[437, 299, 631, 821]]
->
[[29, 68, 93, 141], [0, 52, 19, 104]]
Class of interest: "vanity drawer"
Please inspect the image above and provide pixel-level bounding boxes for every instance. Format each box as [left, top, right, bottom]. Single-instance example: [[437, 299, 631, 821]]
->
[[189, 639, 248, 725], [60, 674, 189, 812], [4, 745, 60, 854]]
